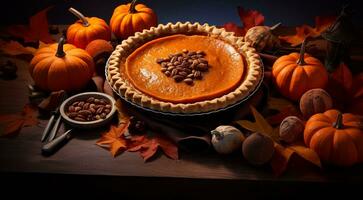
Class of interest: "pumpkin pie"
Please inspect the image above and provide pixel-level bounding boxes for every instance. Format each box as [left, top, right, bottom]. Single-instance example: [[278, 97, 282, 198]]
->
[[107, 22, 263, 113]]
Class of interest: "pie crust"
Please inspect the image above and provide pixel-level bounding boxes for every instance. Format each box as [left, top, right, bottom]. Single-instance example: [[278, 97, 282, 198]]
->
[[106, 22, 263, 113]]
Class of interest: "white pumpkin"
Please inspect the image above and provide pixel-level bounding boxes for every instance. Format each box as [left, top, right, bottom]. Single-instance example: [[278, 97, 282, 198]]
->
[[211, 125, 245, 154]]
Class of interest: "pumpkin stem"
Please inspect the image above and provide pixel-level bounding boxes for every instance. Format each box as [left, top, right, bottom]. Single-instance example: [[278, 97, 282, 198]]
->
[[333, 112, 344, 129], [129, 0, 138, 13], [69, 7, 89, 27], [211, 130, 224, 140], [297, 38, 307, 66], [56, 37, 66, 58], [270, 22, 282, 31]]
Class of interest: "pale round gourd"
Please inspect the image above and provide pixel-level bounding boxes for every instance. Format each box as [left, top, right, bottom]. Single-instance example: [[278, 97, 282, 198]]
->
[[211, 125, 245, 154]]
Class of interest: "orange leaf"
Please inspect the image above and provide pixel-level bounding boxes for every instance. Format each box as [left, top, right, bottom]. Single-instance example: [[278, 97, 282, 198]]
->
[[128, 133, 178, 161], [0, 104, 38, 136], [236, 106, 279, 141], [279, 25, 313, 47], [0, 40, 37, 55], [270, 142, 294, 176], [222, 6, 264, 36], [315, 15, 336, 33], [5, 7, 54, 43], [279, 16, 335, 46], [96, 124, 129, 157], [288, 145, 322, 168]]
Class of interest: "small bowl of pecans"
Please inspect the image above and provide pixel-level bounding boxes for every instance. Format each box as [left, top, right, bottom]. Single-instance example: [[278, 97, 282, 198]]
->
[[60, 92, 116, 129]]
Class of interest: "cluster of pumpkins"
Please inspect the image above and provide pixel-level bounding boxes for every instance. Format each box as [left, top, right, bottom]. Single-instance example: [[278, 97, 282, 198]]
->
[[29, 0, 157, 92], [211, 26, 363, 167]]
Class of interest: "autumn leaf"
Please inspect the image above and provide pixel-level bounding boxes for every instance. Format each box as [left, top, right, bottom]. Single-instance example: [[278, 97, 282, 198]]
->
[[289, 144, 322, 168], [5, 7, 54, 43], [266, 97, 301, 125], [128, 133, 178, 161], [270, 142, 322, 175], [222, 6, 264, 36], [0, 40, 37, 55], [236, 106, 279, 141], [96, 123, 129, 157], [267, 97, 295, 112], [0, 104, 38, 136], [270, 142, 294, 176], [279, 16, 335, 46], [238, 6, 265, 30]]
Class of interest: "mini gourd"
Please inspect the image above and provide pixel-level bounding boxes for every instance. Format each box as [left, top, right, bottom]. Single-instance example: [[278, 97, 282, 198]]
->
[[211, 125, 245, 154]]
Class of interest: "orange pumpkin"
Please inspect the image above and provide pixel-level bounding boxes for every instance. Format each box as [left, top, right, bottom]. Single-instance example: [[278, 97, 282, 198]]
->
[[110, 0, 157, 39], [272, 40, 328, 101], [30, 37, 94, 92], [67, 7, 111, 49], [304, 109, 363, 166]]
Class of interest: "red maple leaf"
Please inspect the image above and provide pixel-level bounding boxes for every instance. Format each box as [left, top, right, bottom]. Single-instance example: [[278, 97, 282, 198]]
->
[[222, 6, 264, 36], [128, 133, 178, 161], [5, 7, 54, 43], [0, 104, 38, 136]]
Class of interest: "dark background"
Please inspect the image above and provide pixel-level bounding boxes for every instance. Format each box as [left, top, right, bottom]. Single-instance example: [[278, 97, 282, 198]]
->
[[1, 0, 363, 27]]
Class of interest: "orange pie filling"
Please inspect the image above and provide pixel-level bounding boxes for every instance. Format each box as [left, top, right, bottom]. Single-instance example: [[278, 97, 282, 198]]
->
[[123, 34, 245, 104]]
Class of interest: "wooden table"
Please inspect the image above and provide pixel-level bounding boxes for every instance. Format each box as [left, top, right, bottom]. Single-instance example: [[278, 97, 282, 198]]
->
[[0, 58, 362, 198]]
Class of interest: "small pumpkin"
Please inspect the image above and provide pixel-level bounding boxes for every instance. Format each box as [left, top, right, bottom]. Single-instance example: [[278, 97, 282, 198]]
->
[[85, 39, 114, 76], [279, 116, 305, 143], [242, 132, 275, 165], [110, 0, 157, 39], [300, 88, 333, 119], [244, 23, 281, 52], [211, 125, 245, 154], [272, 39, 329, 101], [30, 37, 94, 92], [304, 109, 363, 166], [67, 7, 111, 49]]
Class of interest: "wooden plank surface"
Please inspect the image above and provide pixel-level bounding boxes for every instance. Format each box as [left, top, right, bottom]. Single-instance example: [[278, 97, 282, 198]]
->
[[0, 54, 363, 195]]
